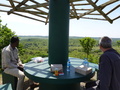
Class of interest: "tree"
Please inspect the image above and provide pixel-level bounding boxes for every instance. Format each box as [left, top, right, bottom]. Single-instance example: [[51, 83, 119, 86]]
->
[[79, 37, 96, 59], [0, 20, 15, 49], [116, 40, 120, 47]]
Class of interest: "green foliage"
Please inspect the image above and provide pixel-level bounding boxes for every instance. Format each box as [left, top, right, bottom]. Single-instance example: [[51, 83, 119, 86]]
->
[[18, 43, 25, 56], [116, 40, 120, 47], [18, 36, 120, 64], [19, 38, 48, 63], [79, 37, 96, 59], [0, 21, 15, 49]]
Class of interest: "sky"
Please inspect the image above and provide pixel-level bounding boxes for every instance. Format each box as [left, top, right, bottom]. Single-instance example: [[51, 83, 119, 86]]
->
[[0, 0, 120, 38]]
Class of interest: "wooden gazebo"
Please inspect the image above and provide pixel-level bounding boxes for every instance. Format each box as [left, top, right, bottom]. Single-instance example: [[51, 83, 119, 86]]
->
[[0, 0, 120, 90], [0, 0, 120, 24], [1, 0, 120, 67], [0, 0, 120, 68]]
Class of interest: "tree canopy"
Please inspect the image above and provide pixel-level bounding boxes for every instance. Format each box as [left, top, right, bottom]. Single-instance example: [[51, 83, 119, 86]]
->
[[79, 37, 96, 59], [0, 19, 15, 49]]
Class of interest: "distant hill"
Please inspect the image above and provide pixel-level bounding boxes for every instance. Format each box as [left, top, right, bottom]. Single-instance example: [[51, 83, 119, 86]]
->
[[19, 35, 120, 41], [19, 35, 99, 39], [19, 36, 48, 39]]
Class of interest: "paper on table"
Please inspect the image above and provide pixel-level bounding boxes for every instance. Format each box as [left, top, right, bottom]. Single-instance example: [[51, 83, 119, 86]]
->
[[75, 65, 92, 75], [51, 64, 63, 72], [31, 57, 44, 63]]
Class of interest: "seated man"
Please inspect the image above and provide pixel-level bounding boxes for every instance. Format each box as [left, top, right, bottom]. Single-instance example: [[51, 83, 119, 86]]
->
[[85, 36, 120, 90], [2, 36, 39, 90], [2, 36, 25, 90]]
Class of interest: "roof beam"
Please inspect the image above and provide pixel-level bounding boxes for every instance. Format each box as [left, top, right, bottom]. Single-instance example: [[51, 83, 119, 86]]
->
[[73, 9, 91, 11], [70, 2, 78, 19], [30, 0, 49, 10], [12, 0, 48, 16], [0, 10, 8, 12], [0, 0, 120, 23], [7, 0, 29, 15], [81, 16, 106, 21], [8, 0, 15, 9], [73, 3, 90, 6], [106, 4, 120, 15], [78, 9, 95, 19], [78, 13, 100, 15], [86, 0, 113, 23], [70, 15, 106, 21], [113, 15, 120, 21], [99, 0, 120, 9], [0, 3, 12, 8], [69, 0, 85, 3], [18, 3, 48, 10], [12, 12, 46, 23], [45, 14, 49, 25], [94, 0, 99, 4], [19, 10, 47, 15]]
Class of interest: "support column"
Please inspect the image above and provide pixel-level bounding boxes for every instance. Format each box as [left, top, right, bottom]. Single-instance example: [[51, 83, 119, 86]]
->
[[49, 0, 70, 66]]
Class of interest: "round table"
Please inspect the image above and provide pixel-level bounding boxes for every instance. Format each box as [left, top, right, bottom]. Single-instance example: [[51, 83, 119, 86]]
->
[[24, 57, 98, 90]]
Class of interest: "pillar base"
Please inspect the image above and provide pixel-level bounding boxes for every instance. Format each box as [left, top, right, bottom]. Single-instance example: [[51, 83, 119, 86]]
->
[[40, 83, 80, 90]]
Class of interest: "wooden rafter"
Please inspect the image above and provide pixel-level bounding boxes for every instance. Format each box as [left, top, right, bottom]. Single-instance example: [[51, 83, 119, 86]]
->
[[16, 10, 47, 18], [0, 10, 8, 12], [73, 3, 90, 6], [8, 0, 15, 9], [45, 0, 49, 25], [15, 9, 47, 15], [99, 0, 120, 9], [12, 0, 48, 16], [94, 0, 99, 4], [106, 4, 120, 15], [0, 3, 12, 8], [113, 15, 120, 21], [0, 0, 119, 24], [78, 13, 100, 15], [7, 0, 29, 15], [70, 2, 78, 19], [12, 12, 46, 23], [45, 14, 49, 25], [69, 0, 85, 3], [18, 3, 48, 10], [9, 0, 48, 20], [78, 9, 96, 19], [73, 9, 91, 11], [30, 0, 49, 10], [81, 16, 107, 21], [86, 0, 113, 23]]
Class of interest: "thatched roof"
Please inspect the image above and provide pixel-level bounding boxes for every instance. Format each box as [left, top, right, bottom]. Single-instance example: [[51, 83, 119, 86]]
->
[[0, 0, 120, 24]]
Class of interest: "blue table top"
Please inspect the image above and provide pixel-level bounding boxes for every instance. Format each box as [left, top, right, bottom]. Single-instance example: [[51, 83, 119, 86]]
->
[[24, 57, 98, 84], [0, 83, 12, 90]]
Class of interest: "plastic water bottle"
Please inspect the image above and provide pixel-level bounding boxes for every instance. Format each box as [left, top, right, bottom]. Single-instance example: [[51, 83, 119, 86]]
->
[[67, 59, 71, 71], [82, 58, 89, 67]]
